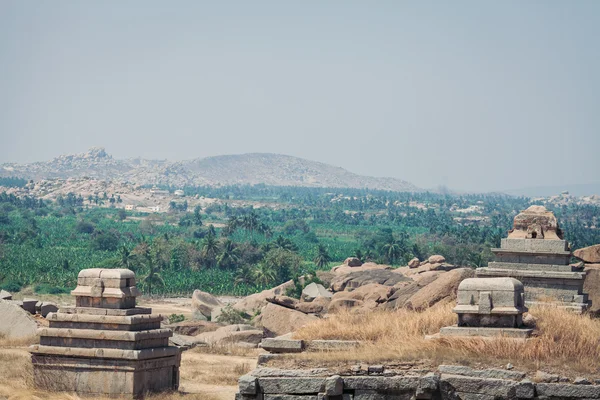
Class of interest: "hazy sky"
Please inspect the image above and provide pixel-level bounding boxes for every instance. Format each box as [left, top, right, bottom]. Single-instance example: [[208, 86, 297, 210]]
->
[[1, 1, 599, 192]]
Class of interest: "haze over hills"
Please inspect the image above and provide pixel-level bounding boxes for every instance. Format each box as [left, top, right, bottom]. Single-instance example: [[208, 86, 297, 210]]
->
[[0, 147, 420, 192]]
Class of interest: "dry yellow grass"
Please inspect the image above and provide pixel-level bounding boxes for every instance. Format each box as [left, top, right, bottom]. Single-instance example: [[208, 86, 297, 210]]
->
[[293, 303, 600, 375]]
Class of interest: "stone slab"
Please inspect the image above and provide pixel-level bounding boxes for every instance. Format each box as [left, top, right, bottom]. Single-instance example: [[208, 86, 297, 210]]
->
[[29, 344, 180, 360], [487, 261, 576, 272], [59, 306, 152, 316], [38, 327, 173, 341], [305, 340, 361, 351], [257, 377, 325, 394], [439, 326, 532, 339], [261, 338, 304, 353], [500, 238, 568, 253], [476, 268, 585, 280]]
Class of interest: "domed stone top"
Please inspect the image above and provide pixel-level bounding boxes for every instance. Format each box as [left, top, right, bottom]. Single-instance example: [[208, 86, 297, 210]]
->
[[71, 268, 140, 309], [508, 205, 563, 240]]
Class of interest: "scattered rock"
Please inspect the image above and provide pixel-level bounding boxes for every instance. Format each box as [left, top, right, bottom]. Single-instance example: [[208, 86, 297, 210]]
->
[[234, 280, 295, 314], [261, 303, 318, 337], [522, 313, 537, 327], [534, 371, 559, 383], [21, 298, 37, 314], [191, 290, 222, 320], [428, 255, 446, 264], [344, 257, 363, 267], [0, 300, 38, 339], [368, 365, 384, 374], [301, 283, 332, 302], [574, 377, 591, 385], [40, 302, 58, 318], [169, 320, 221, 336], [266, 295, 298, 310], [574, 244, 600, 263], [194, 324, 262, 347], [408, 258, 420, 269]]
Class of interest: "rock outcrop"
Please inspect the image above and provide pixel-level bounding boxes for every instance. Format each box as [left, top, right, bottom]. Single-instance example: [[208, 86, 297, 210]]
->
[[191, 289, 223, 320], [234, 280, 295, 314], [302, 283, 332, 302], [574, 244, 600, 264], [0, 300, 38, 339], [260, 303, 318, 337]]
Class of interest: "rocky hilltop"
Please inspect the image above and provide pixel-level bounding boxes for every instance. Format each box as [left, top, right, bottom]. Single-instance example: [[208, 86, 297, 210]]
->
[[0, 148, 420, 192]]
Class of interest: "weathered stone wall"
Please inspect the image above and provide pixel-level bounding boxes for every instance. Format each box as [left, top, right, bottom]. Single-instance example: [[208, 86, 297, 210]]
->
[[237, 366, 600, 400]]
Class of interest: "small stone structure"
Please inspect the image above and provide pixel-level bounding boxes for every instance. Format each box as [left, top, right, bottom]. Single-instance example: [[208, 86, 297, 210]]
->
[[30, 268, 180, 398], [440, 277, 532, 338], [476, 205, 588, 312]]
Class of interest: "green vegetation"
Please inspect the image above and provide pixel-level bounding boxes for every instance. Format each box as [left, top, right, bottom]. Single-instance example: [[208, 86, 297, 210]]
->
[[0, 187, 599, 296]]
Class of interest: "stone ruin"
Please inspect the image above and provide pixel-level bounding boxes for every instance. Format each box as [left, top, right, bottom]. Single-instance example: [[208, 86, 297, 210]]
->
[[29, 268, 181, 398], [440, 277, 532, 338], [476, 205, 588, 312]]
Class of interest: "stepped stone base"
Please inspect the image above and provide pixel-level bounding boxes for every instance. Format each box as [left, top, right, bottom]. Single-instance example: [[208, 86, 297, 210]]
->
[[439, 325, 533, 339], [31, 353, 180, 398]]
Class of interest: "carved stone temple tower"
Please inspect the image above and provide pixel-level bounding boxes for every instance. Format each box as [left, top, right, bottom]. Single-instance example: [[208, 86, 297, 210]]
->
[[476, 205, 588, 313], [30, 268, 180, 398]]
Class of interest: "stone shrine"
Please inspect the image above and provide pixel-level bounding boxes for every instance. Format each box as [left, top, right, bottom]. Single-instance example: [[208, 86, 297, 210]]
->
[[30, 268, 180, 398], [440, 277, 532, 338], [476, 205, 588, 313]]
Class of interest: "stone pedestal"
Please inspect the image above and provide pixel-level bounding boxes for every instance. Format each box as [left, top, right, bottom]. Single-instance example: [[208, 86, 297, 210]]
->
[[30, 268, 180, 398], [440, 277, 532, 339], [476, 206, 588, 313]]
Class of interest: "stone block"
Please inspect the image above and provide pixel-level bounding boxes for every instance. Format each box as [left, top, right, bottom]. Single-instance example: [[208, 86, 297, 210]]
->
[[263, 396, 317, 400], [239, 374, 258, 395], [439, 374, 520, 398], [439, 326, 532, 339], [353, 390, 413, 400], [343, 376, 419, 391], [324, 375, 343, 396], [22, 298, 37, 314], [261, 338, 304, 353], [305, 340, 360, 351], [535, 382, 600, 398], [0, 290, 11, 300], [501, 238, 568, 253], [437, 365, 525, 381], [40, 302, 58, 318], [258, 377, 326, 394]]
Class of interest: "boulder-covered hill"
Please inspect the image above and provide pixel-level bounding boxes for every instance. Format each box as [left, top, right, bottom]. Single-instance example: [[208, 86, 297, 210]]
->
[[0, 147, 420, 192]]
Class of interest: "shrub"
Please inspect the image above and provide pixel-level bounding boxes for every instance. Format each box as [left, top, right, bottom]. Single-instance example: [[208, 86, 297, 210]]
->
[[216, 304, 248, 325], [34, 284, 69, 295], [0, 281, 22, 293], [168, 314, 185, 324]]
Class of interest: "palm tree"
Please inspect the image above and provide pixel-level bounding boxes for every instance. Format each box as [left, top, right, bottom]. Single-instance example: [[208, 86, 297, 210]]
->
[[313, 244, 331, 269], [234, 266, 254, 288], [116, 245, 138, 271], [251, 263, 277, 288], [273, 235, 298, 252], [139, 256, 165, 295], [217, 239, 240, 269], [201, 232, 219, 268], [382, 239, 402, 265]]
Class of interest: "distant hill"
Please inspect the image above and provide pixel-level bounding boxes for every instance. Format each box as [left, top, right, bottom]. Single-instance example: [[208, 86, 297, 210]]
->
[[0, 147, 421, 192]]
